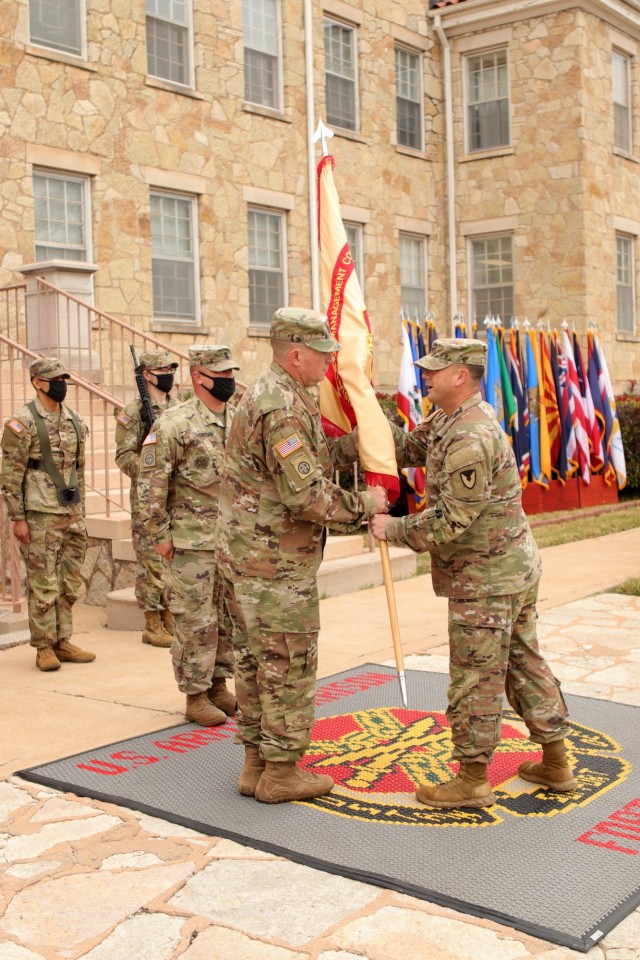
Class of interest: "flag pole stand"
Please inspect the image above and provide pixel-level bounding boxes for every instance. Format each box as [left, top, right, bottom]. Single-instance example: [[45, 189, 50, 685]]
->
[[378, 539, 408, 708]]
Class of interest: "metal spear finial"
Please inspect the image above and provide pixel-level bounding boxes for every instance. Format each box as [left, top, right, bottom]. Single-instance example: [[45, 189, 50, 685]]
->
[[313, 118, 335, 157]]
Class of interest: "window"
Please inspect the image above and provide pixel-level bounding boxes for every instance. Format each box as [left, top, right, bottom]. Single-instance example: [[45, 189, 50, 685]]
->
[[396, 47, 422, 150], [29, 0, 82, 56], [324, 18, 357, 132], [150, 191, 198, 322], [243, 0, 281, 110], [344, 223, 364, 295], [146, 0, 192, 87], [33, 171, 89, 261], [248, 208, 285, 327], [471, 234, 514, 324], [466, 49, 510, 152], [399, 234, 426, 319], [616, 233, 635, 333], [613, 51, 632, 154]]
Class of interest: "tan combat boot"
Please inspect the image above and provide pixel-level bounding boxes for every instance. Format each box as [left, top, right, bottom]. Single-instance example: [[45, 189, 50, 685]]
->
[[185, 692, 226, 727], [36, 647, 61, 671], [518, 739, 577, 791], [207, 677, 237, 715], [238, 745, 266, 796], [415, 761, 496, 809], [53, 640, 96, 663], [142, 611, 172, 648], [254, 761, 334, 804], [160, 608, 175, 641]]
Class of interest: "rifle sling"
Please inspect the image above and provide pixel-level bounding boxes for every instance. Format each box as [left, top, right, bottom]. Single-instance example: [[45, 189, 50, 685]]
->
[[27, 401, 80, 493]]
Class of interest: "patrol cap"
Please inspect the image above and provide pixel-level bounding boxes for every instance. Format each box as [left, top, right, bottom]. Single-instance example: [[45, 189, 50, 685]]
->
[[29, 357, 70, 380], [270, 307, 341, 354], [188, 344, 240, 371], [416, 337, 488, 371], [139, 349, 178, 370]]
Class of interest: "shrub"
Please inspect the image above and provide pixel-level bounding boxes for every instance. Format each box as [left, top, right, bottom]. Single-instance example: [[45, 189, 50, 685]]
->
[[616, 396, 640, 491]]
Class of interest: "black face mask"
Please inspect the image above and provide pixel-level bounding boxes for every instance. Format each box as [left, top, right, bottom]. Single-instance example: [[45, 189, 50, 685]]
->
[[203, 375, 235, 403], [152, 372, 174, 394], [45, 380, 68, 403]]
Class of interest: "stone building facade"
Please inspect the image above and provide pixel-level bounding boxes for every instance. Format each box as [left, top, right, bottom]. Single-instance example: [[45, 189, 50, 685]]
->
[[1, 0, 639, 389]]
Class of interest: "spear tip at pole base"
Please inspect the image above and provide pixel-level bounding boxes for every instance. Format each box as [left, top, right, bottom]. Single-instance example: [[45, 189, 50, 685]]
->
[[398, 670, 408, 708]]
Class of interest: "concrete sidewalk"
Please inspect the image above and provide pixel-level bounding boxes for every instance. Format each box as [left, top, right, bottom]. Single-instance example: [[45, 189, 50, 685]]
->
[[0, 528, 639, 959]]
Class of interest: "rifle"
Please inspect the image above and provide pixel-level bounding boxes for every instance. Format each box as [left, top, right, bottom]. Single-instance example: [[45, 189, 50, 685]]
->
[[130, 345, 156, 440]]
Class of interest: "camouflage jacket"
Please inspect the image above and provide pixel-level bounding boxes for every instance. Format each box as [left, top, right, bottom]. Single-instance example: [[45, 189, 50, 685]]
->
[[387, 393, 541, 599], [136, 394, 233, 551], [114, 395, 177, 514], [1, 397, 87, 519], [215, 361, 378, 581]]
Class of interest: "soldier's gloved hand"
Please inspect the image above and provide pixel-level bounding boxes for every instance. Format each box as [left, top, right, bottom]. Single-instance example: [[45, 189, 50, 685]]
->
[[368, 485, 389, 514], [12, 520, 30, 544]]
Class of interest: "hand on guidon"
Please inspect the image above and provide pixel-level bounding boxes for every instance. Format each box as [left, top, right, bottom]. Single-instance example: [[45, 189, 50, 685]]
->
[[370, 513, 394, 541], [368, 485, 389, 514]]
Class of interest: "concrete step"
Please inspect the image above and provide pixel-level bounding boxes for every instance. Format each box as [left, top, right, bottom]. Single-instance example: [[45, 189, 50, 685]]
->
[[105, 542, 417, 629], [85, 512, 132, 540]]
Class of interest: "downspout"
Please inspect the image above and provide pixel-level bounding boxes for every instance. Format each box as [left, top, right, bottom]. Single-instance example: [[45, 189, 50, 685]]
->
[[304, 0, 320, 311], [433, 14, 458, 334]]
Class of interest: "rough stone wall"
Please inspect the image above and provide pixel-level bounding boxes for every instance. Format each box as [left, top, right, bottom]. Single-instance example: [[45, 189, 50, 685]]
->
[[82, 537, 134, 607]]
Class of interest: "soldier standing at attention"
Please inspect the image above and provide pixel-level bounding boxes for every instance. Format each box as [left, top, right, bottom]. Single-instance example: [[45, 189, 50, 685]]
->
[[137, 345, 239, 726], [215, 307, 388, 804], [1, 357, 95, 671], [115, 349, 178, 647], [371, 338, 576, 809]]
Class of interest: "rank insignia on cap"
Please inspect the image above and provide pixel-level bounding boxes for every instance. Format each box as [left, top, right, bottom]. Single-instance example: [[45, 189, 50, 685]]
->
[[116, 412, 131, 426], [142, 432, 157, 446], [6, 418, 25, 434], [275, 434, 303, 458]]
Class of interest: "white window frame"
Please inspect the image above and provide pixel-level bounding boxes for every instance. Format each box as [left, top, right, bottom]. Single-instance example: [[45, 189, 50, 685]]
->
[[465, 47, 510, 153], [150, 189, 200, 325], [344, 222, 364, 296], [324, 17, 358, 133], [242, 0, 283, 112], [399, 233, 427, 320], [470, 233, 514, 326], [248, 207, 287, 329], [33, 169, 91, 262], [613, 50, 632, 155], [145, 0, 194, 89], [395, 46, 423, 151], [28, 0, 85, 58], [616, 232, 636, 333]]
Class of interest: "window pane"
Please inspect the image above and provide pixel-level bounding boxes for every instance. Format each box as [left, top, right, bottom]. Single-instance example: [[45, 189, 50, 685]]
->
[[29, 0, 82, 56], [345, 223, 364, 294], [396, 47, 422, 150], [467, 50, 510, 151], [151, 192, 196, 320], [472, 235, 514, 324], [33, 173, 87, 261], [400, 235, 426, 318], [616, 234, 635, 333], [324, 19, 357, 131], [243, 0, 279, 108], [613, 53, 632, 153], [249, 209, 285, 326], [146, 16, 187, 84]]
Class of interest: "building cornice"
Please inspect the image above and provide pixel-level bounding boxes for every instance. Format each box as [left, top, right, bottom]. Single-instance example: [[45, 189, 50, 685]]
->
[[428, 0, 640, 40]]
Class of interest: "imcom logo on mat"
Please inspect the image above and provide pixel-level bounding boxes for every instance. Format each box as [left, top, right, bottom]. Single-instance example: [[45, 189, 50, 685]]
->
[[300, 706, 630, 828]]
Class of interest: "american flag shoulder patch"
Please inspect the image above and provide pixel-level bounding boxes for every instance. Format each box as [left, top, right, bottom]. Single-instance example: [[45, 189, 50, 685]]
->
[[116, 412, 131, 427], [142, 432, 157, 445], [6, 418, 26, 435], [275, 433, 303, 458]]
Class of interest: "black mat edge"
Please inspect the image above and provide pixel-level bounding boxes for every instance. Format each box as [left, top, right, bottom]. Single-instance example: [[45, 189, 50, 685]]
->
[[13, 663, 640, 953]]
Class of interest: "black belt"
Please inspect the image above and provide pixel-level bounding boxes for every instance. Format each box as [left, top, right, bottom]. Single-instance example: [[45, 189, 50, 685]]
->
[[27, 458, 78, 469]]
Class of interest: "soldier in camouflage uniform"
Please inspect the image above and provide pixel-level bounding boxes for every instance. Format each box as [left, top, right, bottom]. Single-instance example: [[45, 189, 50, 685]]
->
[[371, 338, 576, 809], [137, 345, 239, 727], [1, 357, 95, 671], [215, 307, 388, 804], [115, 349, 179, 647]]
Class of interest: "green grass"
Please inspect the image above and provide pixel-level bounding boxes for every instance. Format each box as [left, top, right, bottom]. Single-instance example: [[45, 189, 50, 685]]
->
[[609, 578, 640, 596]]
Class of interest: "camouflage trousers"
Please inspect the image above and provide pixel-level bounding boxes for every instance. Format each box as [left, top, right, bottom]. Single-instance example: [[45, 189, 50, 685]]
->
[[222, 574, 320, 763], [131, 518, 167, 612], [21, 511, 87, 649], [447, 582, 571, 764], [167, 549, 234, 694]]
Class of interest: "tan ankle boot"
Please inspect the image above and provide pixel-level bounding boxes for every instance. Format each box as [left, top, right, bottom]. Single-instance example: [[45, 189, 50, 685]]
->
[[142, 611, 172, 648], [518, 739, 577, 791], [254, 761, 334, 804], [416, 761, 496, 809], [207, 677, 237, 715], [53, 640, 96, 663], [36, 647, 61, 671], [185, 692, 226, 727], [160, 608, 175, 641], [239, 745, 266, 796]]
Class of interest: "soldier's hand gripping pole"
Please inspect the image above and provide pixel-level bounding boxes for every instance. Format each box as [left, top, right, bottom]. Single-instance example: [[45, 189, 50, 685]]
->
[[130, 345, 156, 440], [379, 539, 408, 708]]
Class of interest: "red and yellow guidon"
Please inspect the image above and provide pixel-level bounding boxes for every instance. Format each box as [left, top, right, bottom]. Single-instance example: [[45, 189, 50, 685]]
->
[[299, 707, 631, 827]]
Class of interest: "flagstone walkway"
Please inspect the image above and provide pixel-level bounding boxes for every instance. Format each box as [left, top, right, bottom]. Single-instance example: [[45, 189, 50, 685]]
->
[[1, 530, 639, 960]]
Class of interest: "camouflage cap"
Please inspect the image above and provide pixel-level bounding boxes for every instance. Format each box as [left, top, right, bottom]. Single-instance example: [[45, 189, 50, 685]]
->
[[270, 307, 341, 354], [29, 356, 70, 380], [139, 349, 178, 370], [188, 344, 240, 371], [416, 337, 488, 371]]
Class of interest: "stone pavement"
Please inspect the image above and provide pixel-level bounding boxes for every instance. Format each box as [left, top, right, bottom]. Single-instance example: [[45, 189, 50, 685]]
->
[[1, 528, 639, 960]]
